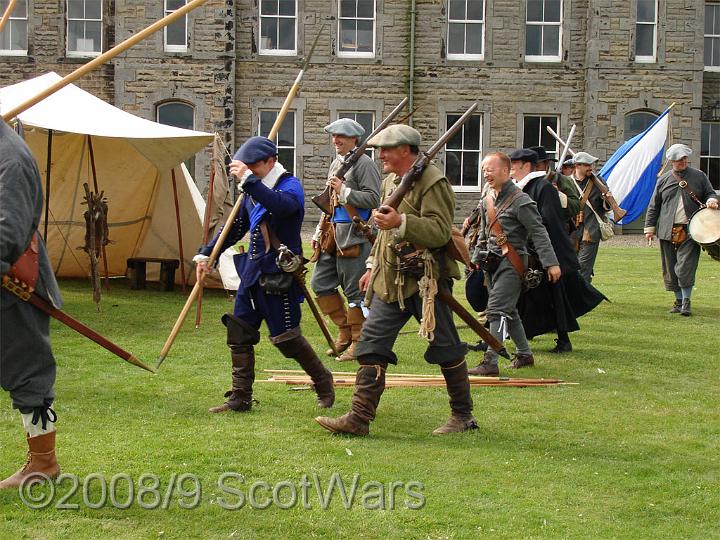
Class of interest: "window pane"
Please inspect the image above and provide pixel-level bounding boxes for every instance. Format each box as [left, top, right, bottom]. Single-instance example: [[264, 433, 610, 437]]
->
[[705, 37, 713, 66], [464, 115, 481, 149], [525, 24, 542, 55], [701, 123, 710, 155], [167, 0, 185, 11], [12, 20, 27, 49], [711, 123, 720, 155], [625, 112, 656, 138], [340, 0, 355, 18], [355, 112, 374, 136], [68, 0, 84, 19], [545, 0, 561, 22], [527, 0, 543, 22], [448, 0, 465, 20], [261, 0, 277, 16], [277, 112, 295, 147], [85, 0, 101, 20], [158, 102, 194, 129], [278, 17, 295, 50], [357, 0, 373, 19], [467, 0, 483, 21], [278, 0, 295, 16], [166, 19, 186, 46], [637, 0, 655, 23], [260, 18, 278, 49], [259, 111, 275, 137], [446, 151, 462, 186], [716, 5, 720, 34], [356, 19, 373, 52], [540, 117, 558, 153], [543, 24, 560, 56], [446, 115, 463, 149], [466, 23, 482, 54], [339, 19, 356, 50], [523, 116, 540, 148], [635, 24, 654, 57], [278, 148, 294, 172], [447, 22, 465, 54], [463, 152, 480, 187], [16, 0, 28, 16]]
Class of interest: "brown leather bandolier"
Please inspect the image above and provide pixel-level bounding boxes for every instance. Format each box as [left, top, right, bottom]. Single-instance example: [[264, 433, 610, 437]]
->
[[6, 232, 40, 294], [485, 191, 525, 279]]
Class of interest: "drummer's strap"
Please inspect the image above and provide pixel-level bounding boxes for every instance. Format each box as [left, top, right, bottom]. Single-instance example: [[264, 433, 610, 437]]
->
[[672, 172, 706, 208]]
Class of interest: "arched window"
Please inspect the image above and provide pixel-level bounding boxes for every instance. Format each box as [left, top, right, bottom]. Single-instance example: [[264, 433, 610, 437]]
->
[[156, 101, 195, 176], [624, 110, 658, 139]]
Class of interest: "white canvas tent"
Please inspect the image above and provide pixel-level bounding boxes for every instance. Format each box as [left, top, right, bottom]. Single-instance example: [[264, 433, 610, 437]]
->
[[0, 72, 237, 288]]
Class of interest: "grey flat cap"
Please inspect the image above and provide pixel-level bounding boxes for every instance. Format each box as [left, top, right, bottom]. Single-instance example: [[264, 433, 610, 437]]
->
[[367, 124, 421, 148], [573, 151, 599, 165], [324, 118, 365, 138], [666, 143, 692, 161]]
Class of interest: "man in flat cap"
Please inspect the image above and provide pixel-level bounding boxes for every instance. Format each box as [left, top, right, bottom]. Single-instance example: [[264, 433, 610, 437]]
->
[[310, 118, 381, 361], [468, 152, 561, 376], [571, 151, 612, 283], [644, 143, 718, 316], [561, 158, 575, 178], [507, 149, 606, 354], [530, 146, 581, 226], [316, 123, 477, 436], [195, 136, 334, 413], [1, 120, 63, 489]]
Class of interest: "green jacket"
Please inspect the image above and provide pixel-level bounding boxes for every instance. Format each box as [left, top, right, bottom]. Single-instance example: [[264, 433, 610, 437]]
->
[[548, 171, 581, 220], [366, 164, 460, 305]]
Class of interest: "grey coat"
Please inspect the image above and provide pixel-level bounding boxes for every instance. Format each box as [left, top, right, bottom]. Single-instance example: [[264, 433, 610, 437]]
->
[[328, 152, 381, 249], [576, 176, 610, 243], [644, 167, 717, 241], [0, 121, 63, 309], [474, 180, 559, 269]]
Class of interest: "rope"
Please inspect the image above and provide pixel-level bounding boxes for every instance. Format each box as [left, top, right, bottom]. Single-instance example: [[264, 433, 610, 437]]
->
[[418, 249, 437, 341]]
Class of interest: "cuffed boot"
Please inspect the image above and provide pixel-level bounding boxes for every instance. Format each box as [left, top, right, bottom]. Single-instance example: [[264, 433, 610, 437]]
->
[[209, 314, 260, 413], [336, 306, 365, 362], [468, 350, 500, 376], [433, 360, 478, 435], [315, 362, 387, 436], [272, 328, 335, 408], [681, 299, 692, 316], [669, 299, 682, 314], [316, 293, 352, 356], [0, 431, 60, 489]]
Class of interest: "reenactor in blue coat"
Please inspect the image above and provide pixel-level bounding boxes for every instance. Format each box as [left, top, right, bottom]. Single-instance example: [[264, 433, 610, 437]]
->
[[195, 137, 334, 413]]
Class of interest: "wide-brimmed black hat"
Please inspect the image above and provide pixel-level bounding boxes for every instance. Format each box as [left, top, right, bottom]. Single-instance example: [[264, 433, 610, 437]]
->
[[465, 269, 488, 312], [529, 146, 556, 162]]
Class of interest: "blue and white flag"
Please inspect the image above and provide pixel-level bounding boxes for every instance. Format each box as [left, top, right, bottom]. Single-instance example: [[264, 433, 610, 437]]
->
[[600, 107, 671, 224]]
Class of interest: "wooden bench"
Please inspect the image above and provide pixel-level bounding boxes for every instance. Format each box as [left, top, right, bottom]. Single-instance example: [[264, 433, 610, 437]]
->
[[126, 258, 180, 292]]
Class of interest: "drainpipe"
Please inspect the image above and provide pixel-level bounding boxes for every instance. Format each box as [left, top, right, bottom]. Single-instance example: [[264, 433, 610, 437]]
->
[[408, 0, 416, 126]]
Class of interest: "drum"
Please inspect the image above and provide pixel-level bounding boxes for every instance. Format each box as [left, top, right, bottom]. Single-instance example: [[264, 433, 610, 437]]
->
[[688, 207, 720, 262]]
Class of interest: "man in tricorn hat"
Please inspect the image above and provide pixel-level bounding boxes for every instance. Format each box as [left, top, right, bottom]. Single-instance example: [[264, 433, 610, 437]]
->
[[310, 118, 381, 362], [315, 124, 477, 436], [195, 136, 334, 413], [644, 143, 718, 316]]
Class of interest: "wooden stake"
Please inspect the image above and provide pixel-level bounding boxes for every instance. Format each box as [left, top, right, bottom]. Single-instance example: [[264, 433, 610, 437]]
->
[[171, 168, 187, 293]]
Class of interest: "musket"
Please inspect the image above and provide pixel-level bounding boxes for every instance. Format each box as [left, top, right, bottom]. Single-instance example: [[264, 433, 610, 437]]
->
[[2, 276, 155, 373], [355, 104, 510, 359], [157, 26, 325, 369], [546, 126, 628, 222], [276, 245, 338, 355], [3, 0, 211, 123], [312, 97, 409, 214]]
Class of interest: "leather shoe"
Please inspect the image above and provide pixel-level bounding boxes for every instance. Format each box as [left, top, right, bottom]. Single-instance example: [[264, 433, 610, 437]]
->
[[549, 339, 572, 353], [509, 353, 534, 369]]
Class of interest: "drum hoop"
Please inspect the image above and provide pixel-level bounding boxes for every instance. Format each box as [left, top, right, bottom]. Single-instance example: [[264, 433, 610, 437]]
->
[[688, 207, 720, 245]]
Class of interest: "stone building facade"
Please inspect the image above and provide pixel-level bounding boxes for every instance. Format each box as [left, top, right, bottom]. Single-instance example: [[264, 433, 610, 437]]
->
[[2, 0, 719, 231]]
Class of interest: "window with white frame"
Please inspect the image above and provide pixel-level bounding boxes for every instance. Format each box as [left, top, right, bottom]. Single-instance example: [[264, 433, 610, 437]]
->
[[164, 0, 188, 52], [0, 0, 28, 54], [522, 115, 559, 159], [635, 0, 657, 62], [337, 111, 374, 157], [259, 0, 296, 54], [701, 122, 720, 189], [447, 0, 484, 60], [67, 0, 102, 56], [259, 110, 296, 172], [445, 113, 482, 191], [525, 0, 562, 62], [157, 101, 195, 175], [705, 2, 720, 69], [338, 0, 375, 57]]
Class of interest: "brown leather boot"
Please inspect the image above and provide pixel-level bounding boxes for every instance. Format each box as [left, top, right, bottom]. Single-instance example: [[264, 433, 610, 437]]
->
[[315, 362, 386, 436], [433, 360, 478, 435], [509, 353, 535, 369], [0, 431, 60, 489], [468, 351, 500, 376], [336, 306, 365, 362], [316, 293, 352, 356], [272, 328, 335, 408], [209, 314, 260, 413]]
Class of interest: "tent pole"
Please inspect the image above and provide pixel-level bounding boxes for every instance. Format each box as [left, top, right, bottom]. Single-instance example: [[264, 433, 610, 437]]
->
[[171, 168, 187, 293], [43, 130, 53, 242], [87, 135, 110, 290], [195, 162, 216, 328], [0, 0, 17, 34]]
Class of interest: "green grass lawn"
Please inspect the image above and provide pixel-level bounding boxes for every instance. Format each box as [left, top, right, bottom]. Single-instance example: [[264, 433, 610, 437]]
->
[[1, 246, 719, 539]]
